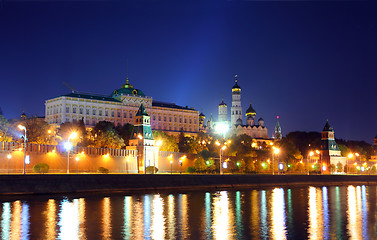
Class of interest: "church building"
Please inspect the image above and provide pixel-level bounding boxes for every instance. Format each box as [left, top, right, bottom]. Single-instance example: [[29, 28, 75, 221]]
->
[[202, 75, 269, 139]]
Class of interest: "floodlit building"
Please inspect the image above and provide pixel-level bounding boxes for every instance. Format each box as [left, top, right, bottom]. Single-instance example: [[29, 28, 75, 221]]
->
[[203, 75, 269, 139], [45, 78, 199, 135], [320, 120, 346, 171]]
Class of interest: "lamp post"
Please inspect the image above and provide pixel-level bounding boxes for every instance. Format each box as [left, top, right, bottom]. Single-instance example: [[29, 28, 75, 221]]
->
[[216, 141, 227, 175], [155, 140, 162, 174], [272, 147, 280, 175], [347, 153, 354, 174], [168, 154, 173, 174], [7, 154, 11, 174], [65, 132, 77, 174], [126, 156, 129, 174], [308, 151, 314, 175], [75, 156, 79, 174], [18, 125, 27, 175]]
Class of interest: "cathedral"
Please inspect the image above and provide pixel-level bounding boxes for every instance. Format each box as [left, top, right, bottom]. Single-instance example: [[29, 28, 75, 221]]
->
[[200, 75, 270, 139]]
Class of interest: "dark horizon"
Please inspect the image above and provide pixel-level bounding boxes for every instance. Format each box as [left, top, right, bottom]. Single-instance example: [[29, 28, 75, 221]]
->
[[1, 1, 376, 142]]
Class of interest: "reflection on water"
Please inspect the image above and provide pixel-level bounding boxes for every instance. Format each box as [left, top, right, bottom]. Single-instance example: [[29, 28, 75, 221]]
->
[[0, 185, 376, 239]]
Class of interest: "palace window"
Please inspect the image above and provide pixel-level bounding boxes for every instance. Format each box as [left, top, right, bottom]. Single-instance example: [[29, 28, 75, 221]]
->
[[111, 111, 114, 117], [189, 119, 192, 124], [169, 117, 172, 122], [164, 116, 166, 122], [117, 112, 120, 118], [105, 111, 108, 117], [99, 110, 102, 116], [124, 112, 127, 118], [93, 109, 96, 115], [72, 107, 76, 113], [184, 118, 187, 123], [158, 116, 161, 121], [79, 108, 83, 114], [86, 109, 90, 115]]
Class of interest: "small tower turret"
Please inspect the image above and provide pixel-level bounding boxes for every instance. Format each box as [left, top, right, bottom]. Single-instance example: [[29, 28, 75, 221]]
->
[[245, 103, 256, 126], [274, 116, 282, 140], [218, 98, 228, 122]]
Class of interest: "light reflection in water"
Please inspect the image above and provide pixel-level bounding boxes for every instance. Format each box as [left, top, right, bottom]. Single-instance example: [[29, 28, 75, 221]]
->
[[250, 190, 259, 239], [45, 199, 57, 240], [57, 198, 85, 240], [308, 186, 324, 239], [235, 191, 243, 237], [271, 188, 286, 240], [10, 200, 22, 239], [322, 187, 329, 240], [347, 185, 362, 239], [151, 194, 165, 239], [178, 194, 189, 239], [1, 202, 11, 240], [122, 196, 132, 239], [361, 185, 368, 239], [102, 197, 111, 239], [132, 197, 144, 239], [212, 191, 235, 240], [260, 190, 268, 239], [143, 195, 151, 238], [167, 194, 176, 239]]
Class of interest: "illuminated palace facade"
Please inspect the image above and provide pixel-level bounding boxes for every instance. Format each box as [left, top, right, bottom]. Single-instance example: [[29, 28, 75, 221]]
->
[[45, 78, 199, 135]]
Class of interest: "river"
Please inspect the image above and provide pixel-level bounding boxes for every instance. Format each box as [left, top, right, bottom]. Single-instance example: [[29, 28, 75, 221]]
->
[[0, 184, 376, 239]]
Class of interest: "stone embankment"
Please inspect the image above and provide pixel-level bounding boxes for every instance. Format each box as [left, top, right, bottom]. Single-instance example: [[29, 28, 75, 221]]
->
[[0, 174, 376, 195]]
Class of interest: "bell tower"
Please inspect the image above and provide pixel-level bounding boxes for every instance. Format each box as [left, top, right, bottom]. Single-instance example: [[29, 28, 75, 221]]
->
[[231, 75, 242, 126]]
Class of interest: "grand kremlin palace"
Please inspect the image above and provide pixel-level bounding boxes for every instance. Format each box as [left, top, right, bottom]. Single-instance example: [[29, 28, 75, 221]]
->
[[45, 79, 199, 135]]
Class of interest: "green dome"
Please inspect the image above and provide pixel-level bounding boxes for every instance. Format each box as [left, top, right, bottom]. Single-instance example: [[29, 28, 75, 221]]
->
[[111, 78, 146, 97]]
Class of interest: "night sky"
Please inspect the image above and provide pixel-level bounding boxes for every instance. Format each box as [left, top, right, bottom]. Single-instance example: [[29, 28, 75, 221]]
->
[[1, 1, 376, 142]]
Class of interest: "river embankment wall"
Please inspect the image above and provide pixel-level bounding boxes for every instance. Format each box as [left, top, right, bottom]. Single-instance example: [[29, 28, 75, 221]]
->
[[1, 174, 376, 195]]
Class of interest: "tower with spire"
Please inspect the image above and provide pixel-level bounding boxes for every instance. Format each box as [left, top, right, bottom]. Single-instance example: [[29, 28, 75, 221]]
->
[[231, 75, 242, 126], [319, 120, 345, 173], [274, 116, 282, 140], [128, 104, 158, 173]]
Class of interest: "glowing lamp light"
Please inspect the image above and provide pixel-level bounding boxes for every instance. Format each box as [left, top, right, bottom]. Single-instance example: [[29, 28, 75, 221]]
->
[[361, 166, 365, 171], [288, 164, 291, 168], [7, 154, 11, 159], [215, 122, 229, 136], [64, 142, 73, 151], [75, 157, 79, 161], [309, 151, 314, 157], [25, 155, 30, 164], [18, 125, 26, 131], [348, 153, 354, 159], [262, 163, 266, 167], [279, 163, 284, 170], [236, 162, 240, 166], [274, 148, 280, 154], [322, 165, 326, 171], [206, 161, 210, 165], [156, 140, 162, 147], [223, 162, 228, 169]]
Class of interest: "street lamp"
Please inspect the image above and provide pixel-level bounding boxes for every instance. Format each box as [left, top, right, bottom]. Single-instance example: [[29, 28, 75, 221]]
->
[[272, 147, 280, 175], [168, 154, 173, 174], [155, 140, 162, 174], [347, 153, 354, 174], [18, 125, 27, 175], [75, 156, 79, 174], [308, 151, 314, 175], [216, 141, 227, 175], [179, 155, 186, 174], [65, 132, 77, 174], [126, 156, 130, 174]]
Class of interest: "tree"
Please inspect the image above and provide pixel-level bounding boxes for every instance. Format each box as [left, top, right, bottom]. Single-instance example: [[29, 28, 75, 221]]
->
[[0, 115, 12, 142], [58, 120, 88, 146], [15, 117, 51, 144], [194, 157, 207, 172], [178, 130, 189, 153], [153, 130, 178, 152], [116, 124, 134, 145], [33, 163, 49, 174], [329, 164, 336, 173], [245, 160, 255, 173], [90, 121, 125, 149], [336, 162, 343, 172]]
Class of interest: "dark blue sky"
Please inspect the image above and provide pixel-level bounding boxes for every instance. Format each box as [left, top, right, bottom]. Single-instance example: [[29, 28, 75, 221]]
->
[[1, 0, 376, 142]]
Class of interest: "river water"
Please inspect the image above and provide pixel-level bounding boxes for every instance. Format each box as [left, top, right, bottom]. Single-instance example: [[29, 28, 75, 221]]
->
[[0, 184, 376, 239]]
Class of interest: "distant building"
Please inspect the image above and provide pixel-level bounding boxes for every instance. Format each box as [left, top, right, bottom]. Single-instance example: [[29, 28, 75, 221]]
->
[[208, 75, 269, 139], [45, 78, 199, 135], [320, 120, 346, 171]]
